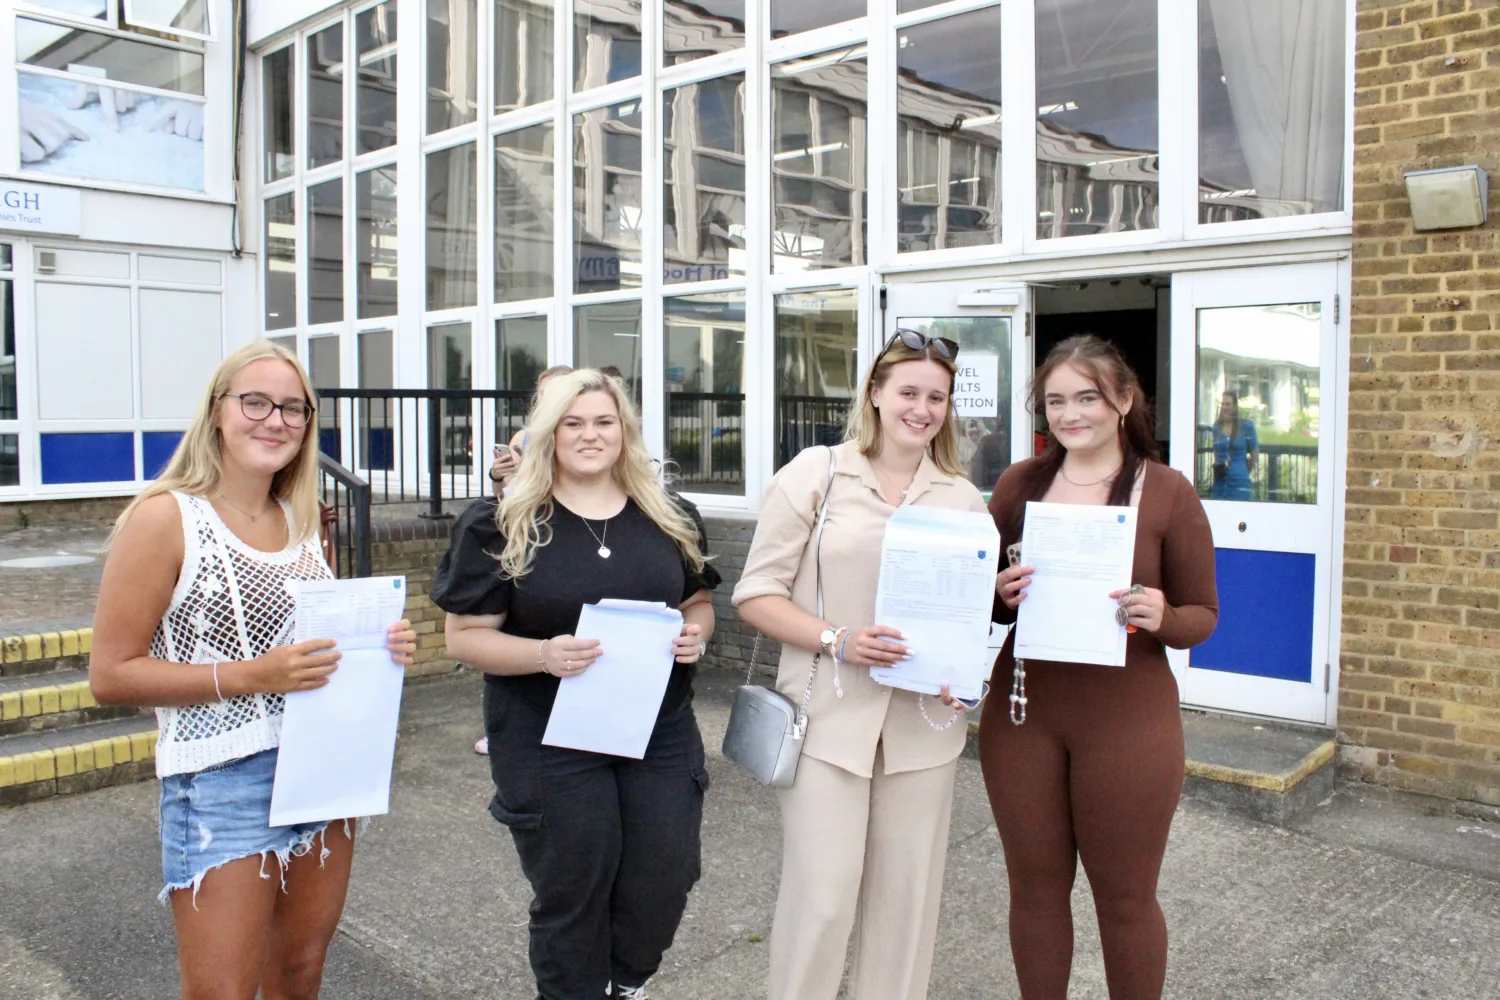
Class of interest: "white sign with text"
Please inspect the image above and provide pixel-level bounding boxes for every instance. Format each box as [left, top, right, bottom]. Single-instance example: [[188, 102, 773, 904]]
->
[[0, 181, 82, 235], [952, 354, 1000, 417]]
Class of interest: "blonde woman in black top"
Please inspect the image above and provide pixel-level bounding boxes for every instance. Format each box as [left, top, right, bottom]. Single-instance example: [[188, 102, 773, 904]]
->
[[432, 369, 720, 1000]]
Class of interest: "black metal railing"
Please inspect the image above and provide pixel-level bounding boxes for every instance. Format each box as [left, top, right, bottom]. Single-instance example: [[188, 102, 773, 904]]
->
[[313, 388, 533, 516], [319, 452, 372, 578], [1194, 438, 1318, 504], [777, 395, 853, 468], [667, 392, 745, 489]]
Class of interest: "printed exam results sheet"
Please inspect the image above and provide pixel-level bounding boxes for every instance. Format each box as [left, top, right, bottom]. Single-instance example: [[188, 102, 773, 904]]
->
[[1013, 502, 1137, 667]]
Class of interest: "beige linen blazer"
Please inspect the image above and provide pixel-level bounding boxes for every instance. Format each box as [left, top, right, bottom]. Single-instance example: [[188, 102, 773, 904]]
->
[[732, 441, 991, 778]]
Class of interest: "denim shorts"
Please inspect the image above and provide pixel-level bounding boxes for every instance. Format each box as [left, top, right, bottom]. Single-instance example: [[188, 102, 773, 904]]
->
[[158, 748, 331, 902]]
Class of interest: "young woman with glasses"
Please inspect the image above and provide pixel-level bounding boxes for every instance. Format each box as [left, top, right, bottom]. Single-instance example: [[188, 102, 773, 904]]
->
[[983, 335, 1218, 1000], [89, 340, 417, 999], [432, 369, 720, 1000], [734, 330, 991, 1000]]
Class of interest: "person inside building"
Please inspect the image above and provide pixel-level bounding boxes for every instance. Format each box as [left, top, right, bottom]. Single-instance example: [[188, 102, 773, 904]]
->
[[733, 330, 990, 1000], [1210, 389, 1259, 501], [983, 334, 1219, 1000], [88, 340, 417, 1000], [432, 368, 720, 1000]]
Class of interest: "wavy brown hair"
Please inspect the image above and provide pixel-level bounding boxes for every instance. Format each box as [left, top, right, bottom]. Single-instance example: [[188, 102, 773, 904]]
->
[[999, 335, 1160, 539]]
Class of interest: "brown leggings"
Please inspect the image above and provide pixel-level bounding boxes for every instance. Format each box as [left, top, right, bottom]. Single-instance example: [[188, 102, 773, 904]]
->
[[979, 658, 1185, 1000]]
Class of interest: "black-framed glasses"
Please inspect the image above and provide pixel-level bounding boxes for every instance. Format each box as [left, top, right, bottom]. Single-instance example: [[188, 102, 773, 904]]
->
[[223, 392, 315, 428], [883, 328, 960, 361]]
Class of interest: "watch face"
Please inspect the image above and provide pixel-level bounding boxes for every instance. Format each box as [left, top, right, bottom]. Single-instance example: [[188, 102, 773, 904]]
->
[[819, 627, 837, 648]]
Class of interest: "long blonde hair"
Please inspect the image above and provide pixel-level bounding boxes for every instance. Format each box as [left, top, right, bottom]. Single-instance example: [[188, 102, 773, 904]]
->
[[116, 340, 322, 542], [498, 369, 706, 579], [845, 341, 965, 476]]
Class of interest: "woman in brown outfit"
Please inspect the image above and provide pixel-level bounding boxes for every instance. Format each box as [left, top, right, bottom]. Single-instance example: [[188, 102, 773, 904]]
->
[[981, 335, 1218, 1000]]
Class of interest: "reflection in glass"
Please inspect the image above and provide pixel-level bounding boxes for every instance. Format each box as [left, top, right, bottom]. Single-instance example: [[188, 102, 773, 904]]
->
[[308, 22, 344, 168], [125, 0, 210, 35], [309, 334, 341, 458], [664, 0, 744, 65], [495, 124, 554, 303], [497, 316, 548, 390], [770, 1, 864, 39], [772, 49, 867, 273], [1035, 0, 1159, 238], [898, 315, 1011, 490], [264, 194, 296, 330], [0, 435, 16, 488], [774, 289, 857, 468], [664, 75, 746, 284], [574, 103, 643, 293], [897, 9, 1002, 253], [574, 301, 643, 403], [308, 180, 343, 325], [666, 293, 744, 495], [356, 167, 399, 318], [428, 0, 478, 133], [495, 0, 554, 112], [356, 1, 399, 154], [1196, 304, 1320, 504], [358, 329, 394, 471], [1, 280, 15, 421], [427, 143, 479, 309], [574, 0, 641, 91], [429, 322, 474, 473], [898, 0, 947, 11], [16, 17, 205, 94], [263, 46, 294, 181], [1198, 0, 1345, 223]]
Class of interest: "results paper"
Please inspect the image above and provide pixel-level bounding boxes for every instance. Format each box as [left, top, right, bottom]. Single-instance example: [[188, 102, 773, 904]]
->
[[1013, 502, 1137, 667], [542, 600, 685, 759], [269, 576, 408, 827], [869, 507, 1001, 701]]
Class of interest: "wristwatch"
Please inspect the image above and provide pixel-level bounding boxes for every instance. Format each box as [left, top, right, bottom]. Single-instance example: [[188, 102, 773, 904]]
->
[[818, 626, 838, 657]]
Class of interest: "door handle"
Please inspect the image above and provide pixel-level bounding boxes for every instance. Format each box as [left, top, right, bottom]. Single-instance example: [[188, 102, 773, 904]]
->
[[1238, 522, 1247, 533]]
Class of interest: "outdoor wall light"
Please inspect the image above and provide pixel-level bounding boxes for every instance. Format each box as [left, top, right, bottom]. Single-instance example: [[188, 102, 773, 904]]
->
[[1403, 165, 1489, 231]]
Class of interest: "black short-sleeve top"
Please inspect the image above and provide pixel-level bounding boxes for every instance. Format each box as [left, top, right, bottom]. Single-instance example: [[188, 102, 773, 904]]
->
[[429, 493, 722, 715]]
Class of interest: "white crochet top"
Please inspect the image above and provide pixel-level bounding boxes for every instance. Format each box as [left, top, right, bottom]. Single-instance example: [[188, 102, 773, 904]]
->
[[151, 492, 333, 777]]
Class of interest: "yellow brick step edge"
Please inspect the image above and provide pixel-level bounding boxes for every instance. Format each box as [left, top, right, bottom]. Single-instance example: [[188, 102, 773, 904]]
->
[[0, 729, 157, 789], [0, 628, 93, 666], [0, 680, 100, 722]]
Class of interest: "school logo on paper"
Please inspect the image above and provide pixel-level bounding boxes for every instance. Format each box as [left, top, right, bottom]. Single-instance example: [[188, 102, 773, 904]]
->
[[978, 550, 987, 560], [1117, 515, 1127, 523]]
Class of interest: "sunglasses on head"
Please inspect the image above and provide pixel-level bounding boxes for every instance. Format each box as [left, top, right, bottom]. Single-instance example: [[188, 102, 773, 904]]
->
[[883, 329, 960, 361]]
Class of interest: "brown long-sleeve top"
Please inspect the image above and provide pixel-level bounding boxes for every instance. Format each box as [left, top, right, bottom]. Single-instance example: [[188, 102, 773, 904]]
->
[[987, 458, 1219, 674]]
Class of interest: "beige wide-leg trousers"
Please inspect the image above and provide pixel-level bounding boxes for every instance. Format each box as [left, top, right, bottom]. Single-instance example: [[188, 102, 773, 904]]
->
[[768, 747, 959, 1000]]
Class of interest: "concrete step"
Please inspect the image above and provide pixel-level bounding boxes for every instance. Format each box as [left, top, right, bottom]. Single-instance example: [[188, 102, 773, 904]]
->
[[0, 714, 157, 806], [0, 668, 148, 736], [0, 626, 93, 678]]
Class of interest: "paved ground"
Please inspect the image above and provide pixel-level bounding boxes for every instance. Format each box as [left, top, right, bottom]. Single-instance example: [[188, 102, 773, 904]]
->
[[0, 522, 108, 638], [2, 670, 1498, 1000]]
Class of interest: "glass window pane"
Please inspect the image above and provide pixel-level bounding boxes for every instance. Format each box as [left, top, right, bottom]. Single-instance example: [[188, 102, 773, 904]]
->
[[428, 321, 474, 473], [25, 2, 108, 21], [356, 1, 399, 155], [574, 0, 641, 92], [772, 48, 867, 273], [1196, 304, 1320, 504], [427, 142, 479, 310], [308, 21, 344, 168], [574, 102, 643, 293], [125, 0, 210, 36], [264, 193, 296, 330], [664, 74, 746, 284], [357, 166, 399, 318], [497, 315, 548, 390], [895, 315, 1011, 490], [898, 0, 947, 11], [358, 329, 394, 471], [308, 180, 343, 324], [1198, 0, 1345, 223], [1, 280, 15, 421], [0, 435, 16, 488], [17, 17, 205, 95], [263, 46, 294, 181], [666, 292, 744, 495], [897, 9, 1002, 253], [268, 334, 296, 353], [664, 0, 744, 66], [770, 1, 864, 39], [495, 0, 554, 112], [309, 334, 341, 387], [495, 123, 555, 303], [0, 245, 11, 269], [574, 301, 642, 403], [1035, 0, 1158, 238], [427, 0, 478, 133], [774, 288, 857, 468]]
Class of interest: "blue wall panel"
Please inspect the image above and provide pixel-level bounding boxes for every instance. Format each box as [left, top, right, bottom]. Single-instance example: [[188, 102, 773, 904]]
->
[[1193, 548, 1316, 683], [142, 431, 184, 479], [40, 432, 135, 484]]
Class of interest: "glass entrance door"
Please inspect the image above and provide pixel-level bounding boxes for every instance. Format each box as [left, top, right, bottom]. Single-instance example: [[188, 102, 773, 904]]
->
[[882, 281, 1032, 493], [1169, 263, 1342, 724]]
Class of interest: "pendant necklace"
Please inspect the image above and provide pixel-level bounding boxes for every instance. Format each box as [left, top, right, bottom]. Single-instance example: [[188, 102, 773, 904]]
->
[[216, 491, 271, 522], [1059, 462, 1121, 488], [580, 515, 611, 559]]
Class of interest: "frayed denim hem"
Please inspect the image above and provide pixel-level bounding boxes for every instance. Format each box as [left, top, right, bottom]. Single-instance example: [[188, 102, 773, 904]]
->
[[157, 817, 366, 907]]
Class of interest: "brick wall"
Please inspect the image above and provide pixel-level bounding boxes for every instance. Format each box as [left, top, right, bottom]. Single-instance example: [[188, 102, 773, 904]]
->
[[1343, 0, 1500, 806], [0, 497, 129, 530], [368, 518, 462, 679], [699, 517, 779, 680]]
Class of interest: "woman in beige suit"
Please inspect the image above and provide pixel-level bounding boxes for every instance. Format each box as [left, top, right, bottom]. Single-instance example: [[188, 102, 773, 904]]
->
[[734, 331, 991, 1000]]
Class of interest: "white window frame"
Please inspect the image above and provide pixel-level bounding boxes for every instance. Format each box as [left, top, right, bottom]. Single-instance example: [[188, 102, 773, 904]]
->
[[122, 0, 215, 43]]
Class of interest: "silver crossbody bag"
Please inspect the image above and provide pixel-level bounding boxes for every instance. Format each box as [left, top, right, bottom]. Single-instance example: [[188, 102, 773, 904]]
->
[[722, 448, 838, 787]]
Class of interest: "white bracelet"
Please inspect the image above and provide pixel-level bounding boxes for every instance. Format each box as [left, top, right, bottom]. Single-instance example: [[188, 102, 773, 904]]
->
[[212, 662, 225, 701], [537, 639, 551, 675]]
